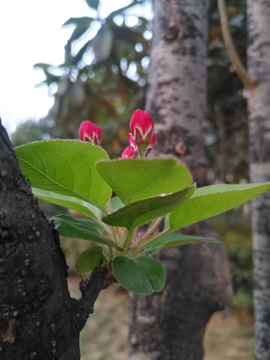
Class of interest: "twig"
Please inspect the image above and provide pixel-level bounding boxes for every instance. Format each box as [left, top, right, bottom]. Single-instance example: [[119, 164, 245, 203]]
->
[[217, 0, 255, 89], [75, 267, 113, 331]]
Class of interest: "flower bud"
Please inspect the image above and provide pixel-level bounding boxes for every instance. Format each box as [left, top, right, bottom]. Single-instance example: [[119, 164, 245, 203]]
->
[[120, 146, 136, 159], [128, 134, 139, 154], [130, 110, 154, 145], [79, 121, 102, 145]]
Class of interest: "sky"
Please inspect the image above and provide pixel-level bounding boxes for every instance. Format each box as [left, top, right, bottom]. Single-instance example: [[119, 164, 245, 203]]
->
[[0, 0, 143, 136]]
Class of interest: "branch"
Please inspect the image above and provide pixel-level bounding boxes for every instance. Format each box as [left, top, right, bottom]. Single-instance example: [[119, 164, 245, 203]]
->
[[75, 267, 113, 331], [217, 0, 255, 89]]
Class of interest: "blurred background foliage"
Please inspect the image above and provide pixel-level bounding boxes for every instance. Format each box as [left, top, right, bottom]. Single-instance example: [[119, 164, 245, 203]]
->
[[12, 0, 252, 308]]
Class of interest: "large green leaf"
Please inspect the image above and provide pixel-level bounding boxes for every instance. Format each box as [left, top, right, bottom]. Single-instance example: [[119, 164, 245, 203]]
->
[[96, 158, 192, 205], [102, 185, 196, 230], [32, 188, 101, 220], [75, 247, 104, 274], [146, 233, 219, 255], [112, 256, 166, 295], [169, 182, 270, 231], [50, 215, 123, 251], [15, 140, 112, 211]]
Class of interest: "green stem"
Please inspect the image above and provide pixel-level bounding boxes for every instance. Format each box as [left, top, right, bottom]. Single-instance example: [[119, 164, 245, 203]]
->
[[111, 226, 118, 244], [103, 200, 119, 245], [107, 200, 113, 215], [106, 199, 119, 248], [109, 246, 113, 260], [124, 228, 135, 252], [119, 228, 128, 248], [95, 218, 111, 236], [139, 217, 164, 244], [130, 229, 170, 258]]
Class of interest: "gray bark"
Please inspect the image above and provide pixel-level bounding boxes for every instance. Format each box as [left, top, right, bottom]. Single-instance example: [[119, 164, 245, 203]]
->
[[128, 1, 232, 359], [247, 1, 270, 359]]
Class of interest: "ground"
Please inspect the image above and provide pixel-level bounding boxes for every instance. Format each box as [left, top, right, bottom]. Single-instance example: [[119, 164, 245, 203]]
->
[[68, 276, 255, 360]]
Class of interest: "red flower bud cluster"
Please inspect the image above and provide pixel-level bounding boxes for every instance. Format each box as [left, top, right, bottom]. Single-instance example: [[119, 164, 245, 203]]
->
[[120, 109, 156, 158], [78, 109, 156, 159]]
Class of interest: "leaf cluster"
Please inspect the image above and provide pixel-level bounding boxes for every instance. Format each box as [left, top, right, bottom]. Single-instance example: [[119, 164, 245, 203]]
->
[[15, 140, 270, 295]]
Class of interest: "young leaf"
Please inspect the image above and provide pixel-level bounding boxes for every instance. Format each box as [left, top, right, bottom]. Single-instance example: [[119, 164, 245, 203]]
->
[[96, 158, 192, 205], [75, 247, 104, 274], [32, 188, 102, 220], [102, 185, 196, 230], [145, 233, 219, 255], [169, 182, 270, 231], [15, 140, 112, 211], [112, 256, 166, 296], [50, 215, 123, 251]]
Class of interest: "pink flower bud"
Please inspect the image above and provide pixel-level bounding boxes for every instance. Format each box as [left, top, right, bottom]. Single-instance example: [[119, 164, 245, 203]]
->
[[120, 146, 136, 159], [130, 110, 154, 145], [79, 120, 102, 145], [145, 133, 156, 156], [128, 134, 139, 154]]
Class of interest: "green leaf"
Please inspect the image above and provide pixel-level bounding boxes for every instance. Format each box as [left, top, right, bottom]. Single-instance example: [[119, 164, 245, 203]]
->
[[112, 256, 166, 295], [62, 16, 93, 28], [50, 215, 124, 251], [75, 246, 104, 274], [32, 188, 102, 220], [146, 233, 219, 255], [169, 182, 270, 231], [33, 63, 53, 71], [91, 28, 113, 62], [86, 0, 100, 10], [102, 185, 196, 230], [96, 158, 192, 205], [15, 140, 112, 211], [62, 16, 95, 45], [109, 196, 124, 212]]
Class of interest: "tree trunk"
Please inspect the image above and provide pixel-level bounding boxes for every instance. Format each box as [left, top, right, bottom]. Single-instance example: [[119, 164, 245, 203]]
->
[[0, 120, 112, 359], [247, 1, 270, 359], [128, 1, 232, 359]]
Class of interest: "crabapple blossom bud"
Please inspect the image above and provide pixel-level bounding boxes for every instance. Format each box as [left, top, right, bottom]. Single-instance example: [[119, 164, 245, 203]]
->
[[129, 110, 154, 145], [128, 134, 139, 154], [79, 121, 102, 146], [129, 109, 156, 157], [120, 146, 136, 159]]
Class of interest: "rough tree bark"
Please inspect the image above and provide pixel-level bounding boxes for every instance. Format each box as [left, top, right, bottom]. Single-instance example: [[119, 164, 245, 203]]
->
[[128, 1, 232, 359], [0, 119, 112, 359], [247, 1, 270, 359]]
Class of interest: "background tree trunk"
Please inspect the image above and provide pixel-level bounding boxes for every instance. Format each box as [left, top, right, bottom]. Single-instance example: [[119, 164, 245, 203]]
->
[[247, 1, 270, 359], [0, 120, 112, 359], [128, 1, 232, 359]]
